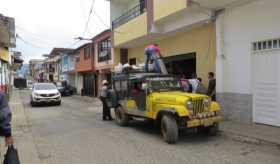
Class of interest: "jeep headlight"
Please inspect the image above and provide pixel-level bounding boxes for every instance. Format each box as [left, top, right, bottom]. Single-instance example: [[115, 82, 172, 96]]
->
[[203, 98, 210, 107], [34, 93, 40, 97], [186, 101, 193, 110]]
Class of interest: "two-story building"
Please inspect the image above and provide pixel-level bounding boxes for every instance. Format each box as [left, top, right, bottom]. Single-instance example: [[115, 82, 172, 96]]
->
[[111, 0, 280, 127], [93, 29, 113, 96], [0, 13, 15, 95], [75, 43, 96, 96], [194, 0, 280, 127], [110, 0, 216, 81], [29, 59, 44, 81], [44, 48, 73, 82], [59, 50, 76, 86]]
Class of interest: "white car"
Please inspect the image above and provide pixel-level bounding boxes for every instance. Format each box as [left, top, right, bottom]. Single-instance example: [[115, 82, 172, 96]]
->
[[30, 83, 61, 106]]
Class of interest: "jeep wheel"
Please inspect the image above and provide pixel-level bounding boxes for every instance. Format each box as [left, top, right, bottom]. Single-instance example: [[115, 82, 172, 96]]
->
[[204, 123, 219, 136], [161, 115, 178, 144], [115, 106, 129, 126]]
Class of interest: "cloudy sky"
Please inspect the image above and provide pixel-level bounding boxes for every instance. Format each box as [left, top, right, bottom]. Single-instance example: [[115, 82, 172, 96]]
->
[[0, 0, 110, 63]]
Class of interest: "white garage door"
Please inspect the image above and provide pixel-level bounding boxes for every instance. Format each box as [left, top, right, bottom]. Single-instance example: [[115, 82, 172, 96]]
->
[[253, 50, 280, 127]]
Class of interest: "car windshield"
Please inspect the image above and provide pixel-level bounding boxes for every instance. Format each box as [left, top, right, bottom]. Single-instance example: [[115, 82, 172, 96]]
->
[[34, 83, 57, 90], [147, 77, 183, 91]]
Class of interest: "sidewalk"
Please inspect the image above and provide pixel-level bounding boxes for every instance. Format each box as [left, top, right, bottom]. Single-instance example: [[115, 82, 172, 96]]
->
[[220, 120, 280, 145], [0, 89, 41, 163]]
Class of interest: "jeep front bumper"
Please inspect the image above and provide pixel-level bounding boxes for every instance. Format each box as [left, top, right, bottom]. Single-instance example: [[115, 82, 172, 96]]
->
[[186, 116, 223, 128]]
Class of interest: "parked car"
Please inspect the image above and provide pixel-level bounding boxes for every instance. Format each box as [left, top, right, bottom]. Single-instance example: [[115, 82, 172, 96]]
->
[[55, 81, 76, 96], [30, 83, 61, 106], [107, 71, 223, 144]]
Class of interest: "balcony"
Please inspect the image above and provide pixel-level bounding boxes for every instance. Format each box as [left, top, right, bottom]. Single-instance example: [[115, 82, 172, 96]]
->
[[112, 0, 146, 28], [112, 0, 148, 47]]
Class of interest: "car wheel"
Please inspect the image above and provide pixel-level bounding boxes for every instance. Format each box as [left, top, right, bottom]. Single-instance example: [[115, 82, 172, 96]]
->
[[114, 106, 129, 126], [56, 101, 61, 106], [161, 115, 178, 144], [30, 101, 36, 107], [204, 123, 219, 136]]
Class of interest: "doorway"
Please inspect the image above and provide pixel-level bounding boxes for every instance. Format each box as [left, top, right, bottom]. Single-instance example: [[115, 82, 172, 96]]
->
[[253, 51, 280, 127], [49, 74, 54, 82], [83, 73, 95, 97], [164, 53, 196, 78]]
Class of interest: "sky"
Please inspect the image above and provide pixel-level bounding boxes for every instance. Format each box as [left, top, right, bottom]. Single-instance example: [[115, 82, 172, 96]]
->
[[0, 0, 110, 63]]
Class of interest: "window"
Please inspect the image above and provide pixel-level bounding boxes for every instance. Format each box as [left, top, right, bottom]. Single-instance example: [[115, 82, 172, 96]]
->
[[76, 56, 80, 63], [273, 40, 278, 48], [84, 46, 91, 60], [253, 38, 280, 53], [98, 38, 111, 62]]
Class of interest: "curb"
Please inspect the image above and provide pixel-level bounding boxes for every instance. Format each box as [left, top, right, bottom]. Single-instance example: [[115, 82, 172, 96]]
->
[[221, 130, 280, 147]]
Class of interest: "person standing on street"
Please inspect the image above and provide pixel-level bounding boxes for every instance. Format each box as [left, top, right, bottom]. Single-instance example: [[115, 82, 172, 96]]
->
[[207, 72, 216, 101], [188, 73, 199, 93], [0, 92, 13, 147], [100, 80, 113, 121]]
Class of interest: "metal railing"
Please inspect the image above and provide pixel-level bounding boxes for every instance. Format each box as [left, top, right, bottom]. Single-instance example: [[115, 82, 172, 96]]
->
[[112, 0, 146, 28]]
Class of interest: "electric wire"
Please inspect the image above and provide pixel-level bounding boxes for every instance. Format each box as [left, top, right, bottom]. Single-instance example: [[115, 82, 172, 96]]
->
[[83, 0, 95, 37]]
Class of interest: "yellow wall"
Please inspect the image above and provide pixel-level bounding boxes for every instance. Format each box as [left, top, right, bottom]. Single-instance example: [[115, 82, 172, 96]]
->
[[153, 0, 187, 22], [126, 23, 217, 84], [114, 13, 147, 46], [0, 47, 9, 62], [114, 48, 121, 65]]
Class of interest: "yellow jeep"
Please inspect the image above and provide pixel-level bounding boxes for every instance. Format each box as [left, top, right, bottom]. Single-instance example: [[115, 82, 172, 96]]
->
[[109, 72, 223, 143]]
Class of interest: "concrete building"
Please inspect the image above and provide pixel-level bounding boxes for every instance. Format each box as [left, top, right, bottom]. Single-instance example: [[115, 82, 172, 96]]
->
[[43, 48, 73, 82], [199, 0, 280, 126], [110, 0, 280, 127], [0, 13, 16, 95], [110, 0, 216, 81], [29, 59, 44, 81], [92, 29, 113, 96], [75, 43, 96, 96], [59, 50, 76, 86]]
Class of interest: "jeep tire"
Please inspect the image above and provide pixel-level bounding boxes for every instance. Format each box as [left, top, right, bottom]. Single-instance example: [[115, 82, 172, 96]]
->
[[204, 123, 219, 136], [115, 106, 129, 126], [161, 115, 178, 144]]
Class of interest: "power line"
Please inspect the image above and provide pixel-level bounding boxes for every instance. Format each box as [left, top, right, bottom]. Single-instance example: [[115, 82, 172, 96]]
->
[[92, 10, 125, 34], [16, 25, 57, 45], [83, 0, 95, 37], [16, 34, 52, 49]]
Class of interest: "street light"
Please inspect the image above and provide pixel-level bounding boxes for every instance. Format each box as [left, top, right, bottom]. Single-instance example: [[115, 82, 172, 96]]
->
[[74, 37, 92, 41]]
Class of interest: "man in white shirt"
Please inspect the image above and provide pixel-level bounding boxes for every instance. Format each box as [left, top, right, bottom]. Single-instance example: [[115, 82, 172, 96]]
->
[[188, 73, 199, 93]]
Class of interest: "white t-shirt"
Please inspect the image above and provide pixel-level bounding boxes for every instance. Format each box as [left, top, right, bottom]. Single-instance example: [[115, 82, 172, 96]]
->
[[188, 79, 199, 93]]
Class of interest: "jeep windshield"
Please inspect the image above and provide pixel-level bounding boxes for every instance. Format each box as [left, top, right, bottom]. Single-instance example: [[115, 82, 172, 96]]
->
[[147, 77, 183, 91]]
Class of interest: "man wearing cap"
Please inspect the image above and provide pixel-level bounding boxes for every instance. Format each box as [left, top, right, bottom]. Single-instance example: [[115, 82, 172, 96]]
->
[[100, 80, 113, 121]]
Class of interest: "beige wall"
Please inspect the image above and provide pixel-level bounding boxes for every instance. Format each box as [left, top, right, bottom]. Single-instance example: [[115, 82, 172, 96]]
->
[[126, 23, 216, 84], [153, 0, 187, 22], [114, 48, 121, 65], [114, 13, 148, 46]]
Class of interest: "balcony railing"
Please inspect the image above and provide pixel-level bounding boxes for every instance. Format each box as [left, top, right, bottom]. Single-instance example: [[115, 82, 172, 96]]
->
[[112, 0, 146, 28]]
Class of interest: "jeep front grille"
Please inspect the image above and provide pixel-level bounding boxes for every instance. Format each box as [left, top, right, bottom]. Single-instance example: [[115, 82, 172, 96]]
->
[[192, 99, 205, 115]]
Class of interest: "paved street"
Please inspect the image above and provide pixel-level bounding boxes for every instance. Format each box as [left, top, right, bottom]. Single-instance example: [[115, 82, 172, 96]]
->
[[18, 90, 280, 164]]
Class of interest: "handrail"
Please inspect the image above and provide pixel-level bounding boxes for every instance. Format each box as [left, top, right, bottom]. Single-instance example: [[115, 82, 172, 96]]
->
[[112, 0, 146, 28]]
